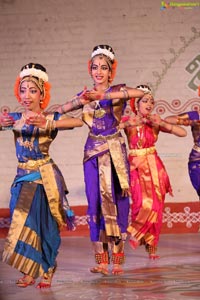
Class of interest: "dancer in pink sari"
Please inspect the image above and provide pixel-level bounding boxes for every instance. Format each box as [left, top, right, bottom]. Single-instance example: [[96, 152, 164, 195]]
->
[[120, 85, 187, 259]]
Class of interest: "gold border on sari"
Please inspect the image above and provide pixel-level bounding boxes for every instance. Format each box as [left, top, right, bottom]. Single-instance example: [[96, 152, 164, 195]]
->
[[98, 153, 121, 238], [2, 182, 37, 263], [39, 163, 66, 229], [84, 132, 130, 239], [128, 147, 163, 244], [5, 226, 42, 278]]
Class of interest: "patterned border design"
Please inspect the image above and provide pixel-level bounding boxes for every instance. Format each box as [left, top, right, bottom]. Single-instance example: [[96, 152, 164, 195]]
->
[[2, 97, 199, 118], [148, 27, 200, 95], [163, 206, 200, 228], [1, 205, 200, 230], [123, 96, 200, 117]]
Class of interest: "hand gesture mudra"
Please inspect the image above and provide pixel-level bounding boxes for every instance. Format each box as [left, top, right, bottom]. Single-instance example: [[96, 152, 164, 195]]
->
[[146, 114, 162, 126], [0, 113, 15, 128], [25, 113, 47, 129], [82, 89, 103, 102]]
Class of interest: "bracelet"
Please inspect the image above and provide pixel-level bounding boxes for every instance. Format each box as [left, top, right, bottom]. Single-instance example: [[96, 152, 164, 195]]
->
[[71, 97, 82, 109], [177, 117, 182, 125], [60, 104, 66, 114], [121, 88, 129, 99], [177, 117, 191, 126], [159, 120, 165, 127]]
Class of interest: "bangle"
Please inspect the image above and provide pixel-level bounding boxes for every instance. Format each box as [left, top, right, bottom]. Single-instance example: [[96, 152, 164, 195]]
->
[[121, 88, 129, 99], [159, 120, 165, 127], [177, 117, 191, 126], [71, 97, 82, 109], [61, 104, 66, 114]]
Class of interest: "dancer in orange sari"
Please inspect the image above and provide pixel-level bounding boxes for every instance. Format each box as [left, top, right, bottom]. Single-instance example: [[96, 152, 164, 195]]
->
[[120, 85, 187, 259]]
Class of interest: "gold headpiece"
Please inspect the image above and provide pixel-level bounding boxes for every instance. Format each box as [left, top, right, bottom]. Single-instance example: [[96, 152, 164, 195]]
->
[[14, 63, 51, 109]]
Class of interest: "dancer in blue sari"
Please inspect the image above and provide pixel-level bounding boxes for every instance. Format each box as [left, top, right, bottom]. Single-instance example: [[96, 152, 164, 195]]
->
[[0, 63, 83, 288]]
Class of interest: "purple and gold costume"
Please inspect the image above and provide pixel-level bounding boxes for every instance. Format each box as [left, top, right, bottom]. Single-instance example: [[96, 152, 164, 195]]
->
[[82, 84, 130, 243], [187, 111, 200, 197]]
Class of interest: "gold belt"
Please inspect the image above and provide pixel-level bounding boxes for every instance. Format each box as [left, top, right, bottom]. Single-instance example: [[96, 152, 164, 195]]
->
[[129, 146, 156, 156], [193, 144, 200, 153], [89, 131, 120, 141], [18, 157, 51, 170]]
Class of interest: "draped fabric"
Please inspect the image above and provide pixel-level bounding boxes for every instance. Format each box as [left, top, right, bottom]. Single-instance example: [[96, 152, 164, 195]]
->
[[2, 112, 70, 278], [187, 111, 200, 197], [121, 116, 173, 247], [82, 84, 130, 243]]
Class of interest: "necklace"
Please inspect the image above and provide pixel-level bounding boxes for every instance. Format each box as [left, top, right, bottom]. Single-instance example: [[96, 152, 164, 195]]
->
[[94, 101, 106, 119], [93, 86, 110, 119], [136, 125, 144, 148], [94, 85, 110, 92]]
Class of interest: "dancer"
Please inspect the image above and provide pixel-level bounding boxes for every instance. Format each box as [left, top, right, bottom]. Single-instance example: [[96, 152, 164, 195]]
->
[[120, 85, 187, 259], [165, 89, 200, 199], [0, 63, 83, 288], [58, 44, 144, 275]]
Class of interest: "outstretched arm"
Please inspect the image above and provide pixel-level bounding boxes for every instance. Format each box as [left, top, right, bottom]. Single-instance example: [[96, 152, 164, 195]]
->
[[104, 87, 145, 100], [148, 114, 187, 137], [56, 96, 83, 114], [83, 86, 145, 102], [56, 87, 91, 114], [26, 114, 83, 130], [165, 113, 190, 125], [53, 117, 83, 129], [159, 119, 187, 137], [0, 113, 15, 130]]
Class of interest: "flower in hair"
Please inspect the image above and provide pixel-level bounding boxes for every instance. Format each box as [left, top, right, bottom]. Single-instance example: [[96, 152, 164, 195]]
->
[[109, 60, 117, 83], [136, 84, 152, 95], [14, 76, 21, 103], [130, 98, 136, 113], [20, 67, 48, 82], [91, 45, 115, 61]]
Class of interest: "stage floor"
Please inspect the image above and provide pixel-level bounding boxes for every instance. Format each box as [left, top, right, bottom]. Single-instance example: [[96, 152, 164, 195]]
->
[[0, 233, 200, 300]]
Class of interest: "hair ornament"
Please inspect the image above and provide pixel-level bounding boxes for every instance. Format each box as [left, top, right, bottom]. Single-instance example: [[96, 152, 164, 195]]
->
[[20, 67, 48, 82], [130, 98, 136, 113], [129, 85, 152, 114], [136, 84, 152, 95], [91, 45, 115, 62]]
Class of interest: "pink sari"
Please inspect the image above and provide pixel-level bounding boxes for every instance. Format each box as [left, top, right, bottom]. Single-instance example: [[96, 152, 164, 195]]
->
[[122, 116, 173, 246]]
